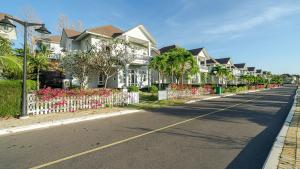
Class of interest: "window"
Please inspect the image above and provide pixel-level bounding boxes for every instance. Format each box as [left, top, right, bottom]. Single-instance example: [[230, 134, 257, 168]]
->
[[140, 70, 147, 82], [98, 74, 104, 85]]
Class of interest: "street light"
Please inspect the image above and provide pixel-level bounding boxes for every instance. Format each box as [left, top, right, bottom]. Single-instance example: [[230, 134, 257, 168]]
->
[[0, 15, 51, 119]]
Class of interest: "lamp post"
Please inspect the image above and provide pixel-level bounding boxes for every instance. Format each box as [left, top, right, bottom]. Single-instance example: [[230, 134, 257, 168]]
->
[[0, 15, 51, 119]]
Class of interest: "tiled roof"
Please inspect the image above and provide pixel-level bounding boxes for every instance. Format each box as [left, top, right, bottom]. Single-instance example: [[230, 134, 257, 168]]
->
[[151, 48, 160, 56], [88, 25, 123, 37], [159, 44, 179, 54], [206, 59, 217, 64], [64, 28, 81, 39], [188, 48, 203, 56], [0, 13, 5, 20], [247, 67, 255, 71], [234, 63, 246, 69], [215, 58, 231, 64]]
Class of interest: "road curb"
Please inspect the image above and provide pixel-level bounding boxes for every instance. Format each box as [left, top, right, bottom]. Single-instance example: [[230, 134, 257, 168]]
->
[[263, 89, 298, 169], [0, 109, 142, 136]]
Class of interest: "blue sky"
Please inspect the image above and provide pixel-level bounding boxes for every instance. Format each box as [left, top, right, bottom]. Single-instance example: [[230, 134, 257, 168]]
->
[[1, 0, 300, 74]]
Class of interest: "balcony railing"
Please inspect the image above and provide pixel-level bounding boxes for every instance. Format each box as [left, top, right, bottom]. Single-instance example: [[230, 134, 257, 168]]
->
[[47, 54, 61, 60], [134, 54, 150, 61]]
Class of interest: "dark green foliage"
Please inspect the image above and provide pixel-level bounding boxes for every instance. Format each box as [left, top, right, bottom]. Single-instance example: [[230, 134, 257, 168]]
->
[[0, 80, 36, 117], [128, 85, 139, 92], [149, 85, 158, 94], [0, 36, 13, 56]]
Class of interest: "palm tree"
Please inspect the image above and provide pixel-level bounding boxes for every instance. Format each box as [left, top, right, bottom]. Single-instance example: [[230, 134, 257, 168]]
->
[[149, 54, 168, 90], [30, 43, 50, 90], [213, 65, 231, 86]]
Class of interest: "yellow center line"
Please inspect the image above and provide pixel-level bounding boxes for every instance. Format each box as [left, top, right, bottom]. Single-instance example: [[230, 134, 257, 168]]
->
[[30, 95, 263, 169]]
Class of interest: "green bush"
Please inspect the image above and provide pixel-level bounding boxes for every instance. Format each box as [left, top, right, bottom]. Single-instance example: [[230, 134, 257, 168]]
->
[[128, 85, 139, 92], [149, 85, 158, 94], [0, 80, 36, 117]]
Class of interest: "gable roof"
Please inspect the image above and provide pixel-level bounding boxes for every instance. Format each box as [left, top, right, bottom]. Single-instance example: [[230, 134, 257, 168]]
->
[[151, 48, 160, 56], [234, 63, 246, 69], [122, 25, 156, 45], [88, 25, 123, 38], [188, 48, 203, 56], [159, 44, 180, 54], [63, 28, 81, 39], [0, 13, 5, 20], [247, 67, 256, 71], [206, 58, 218, 64], [215, 57, 231, 64], [256, 69, 262, 73]]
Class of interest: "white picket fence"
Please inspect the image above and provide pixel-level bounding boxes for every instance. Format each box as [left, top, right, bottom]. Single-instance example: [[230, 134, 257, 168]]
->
[[27, 92, 139, 115]]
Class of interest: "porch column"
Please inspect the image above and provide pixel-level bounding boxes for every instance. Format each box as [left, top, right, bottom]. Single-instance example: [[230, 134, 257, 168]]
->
[[148, 41, 151, 89], [125, 64, 129, 87]]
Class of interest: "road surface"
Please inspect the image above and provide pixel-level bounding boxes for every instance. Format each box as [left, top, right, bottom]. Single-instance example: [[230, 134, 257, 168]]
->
[[0, 87, 296, 169]]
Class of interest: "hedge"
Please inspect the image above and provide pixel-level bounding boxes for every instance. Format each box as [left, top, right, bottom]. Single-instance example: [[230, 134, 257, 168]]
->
[[0, 80, 36, 117]]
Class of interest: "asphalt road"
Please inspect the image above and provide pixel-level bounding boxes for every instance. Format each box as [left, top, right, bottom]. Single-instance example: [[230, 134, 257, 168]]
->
[[0, 87, 296, 169]]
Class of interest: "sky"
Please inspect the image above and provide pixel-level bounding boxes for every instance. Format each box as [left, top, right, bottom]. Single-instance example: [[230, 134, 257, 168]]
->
[[1, 0, 300, 74]]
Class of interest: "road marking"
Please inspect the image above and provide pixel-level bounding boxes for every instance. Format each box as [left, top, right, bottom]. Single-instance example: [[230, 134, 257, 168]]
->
[[30, 95, 263, 169]]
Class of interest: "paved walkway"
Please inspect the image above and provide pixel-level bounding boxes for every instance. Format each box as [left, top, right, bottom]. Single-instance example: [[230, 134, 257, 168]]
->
[[278, 94, 300, 169]]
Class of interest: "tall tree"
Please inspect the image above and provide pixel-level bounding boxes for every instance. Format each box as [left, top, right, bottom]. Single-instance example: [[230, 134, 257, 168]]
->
[[165, 48, 199, 84], [57, 14, 84, 34], [61, 50, 93, 89], [88, 39, 136, 88], [30, 43, 50, 90], [149, 54, 168, 90]]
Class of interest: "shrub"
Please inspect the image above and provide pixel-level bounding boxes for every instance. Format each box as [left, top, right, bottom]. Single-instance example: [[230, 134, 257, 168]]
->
[[128, 85, 139, 92], [149, 86, 158, 94], [0, 80, 36, 117]]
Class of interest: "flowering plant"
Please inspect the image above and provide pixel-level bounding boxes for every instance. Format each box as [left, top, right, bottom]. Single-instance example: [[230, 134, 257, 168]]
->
[[36, 87, 112, 101]]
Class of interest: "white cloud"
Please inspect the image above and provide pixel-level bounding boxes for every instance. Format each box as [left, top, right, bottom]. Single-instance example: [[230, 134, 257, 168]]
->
[[205, 5, 300, 35]]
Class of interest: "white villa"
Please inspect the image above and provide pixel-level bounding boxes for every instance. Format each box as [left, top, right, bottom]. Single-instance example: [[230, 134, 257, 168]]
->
[[0, 13, 17, 40], [35, 35, 63, 60], [60, 25, 158, 89], [247, 67, 256, 76]]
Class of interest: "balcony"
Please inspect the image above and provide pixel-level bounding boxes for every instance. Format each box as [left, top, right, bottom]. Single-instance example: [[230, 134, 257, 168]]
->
[[199, 65, 208, 72], [47, 53, 61, 60], [132, 54, 151, 65]]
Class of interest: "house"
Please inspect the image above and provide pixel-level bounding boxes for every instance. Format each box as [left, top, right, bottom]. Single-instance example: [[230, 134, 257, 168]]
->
[[188, 47, 210, 84], [247, 67, 256, 76], [0, 13, 17, 40], [155, 45, 211, 85], [206, 58, 219, 84], [256, 69, 263, 76], [35, 35, 63, 60], [215, 57, 239, 84], [234, 63, 247, 76], [234, 63, 248, 84], [60, 25, 158, 89]]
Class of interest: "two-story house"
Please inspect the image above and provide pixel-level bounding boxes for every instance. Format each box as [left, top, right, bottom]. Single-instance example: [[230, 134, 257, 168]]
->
[[156, 45, 210, 85], [60, 25, 157, 89], [0, 13, 17, 41], [188, 47, 210, 84], [35, 35, 63, 60], [256, 69, 263, 76], [247, 67, 256, 76], [234, 63, 247, 84], [215, 57, 238, 84]]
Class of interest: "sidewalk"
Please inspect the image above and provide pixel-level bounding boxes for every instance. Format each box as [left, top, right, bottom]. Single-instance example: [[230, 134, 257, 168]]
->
[[277, 94, 300, 169], [263, 89, 299, 169]]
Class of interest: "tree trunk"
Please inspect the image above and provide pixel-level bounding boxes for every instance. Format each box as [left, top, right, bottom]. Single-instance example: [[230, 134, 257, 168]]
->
[[37, 67, 40, 90], [158, 73, 161, 90], [104, 74, 108, 88]]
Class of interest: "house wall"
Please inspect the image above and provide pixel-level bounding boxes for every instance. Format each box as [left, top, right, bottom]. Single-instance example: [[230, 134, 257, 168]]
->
[[0, 23, 17, 40]]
